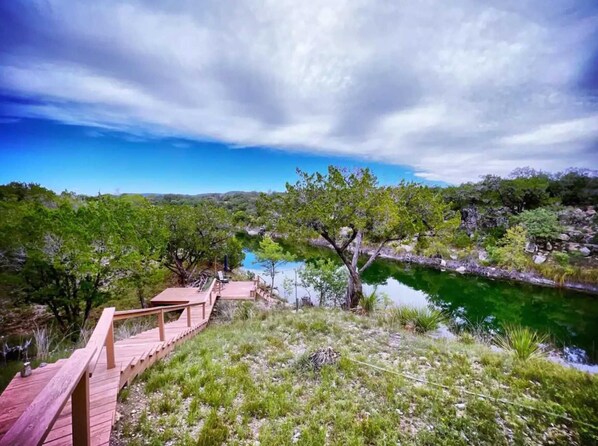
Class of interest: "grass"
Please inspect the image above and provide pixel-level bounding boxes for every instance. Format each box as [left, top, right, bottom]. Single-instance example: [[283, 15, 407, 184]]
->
[[494, 324, 548, 361], [113, 308, 598, 445]]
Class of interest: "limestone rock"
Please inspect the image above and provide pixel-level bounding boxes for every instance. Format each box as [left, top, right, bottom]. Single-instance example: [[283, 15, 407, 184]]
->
[[558, 233, 570, 241], [478, 250, 488, 261], [533, 254, 547, 264], [525, 242, 538, 253], [579, 246, 591, 257], [439, 259, 447, 267], [456, 266, 466, 274]]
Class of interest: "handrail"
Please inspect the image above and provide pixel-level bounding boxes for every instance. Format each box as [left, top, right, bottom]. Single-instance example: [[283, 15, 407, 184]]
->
[[114, 301, 205, 320], [0, 347, 95, 446], [86, 307, 116, 375], [0, 286, 216, 446]]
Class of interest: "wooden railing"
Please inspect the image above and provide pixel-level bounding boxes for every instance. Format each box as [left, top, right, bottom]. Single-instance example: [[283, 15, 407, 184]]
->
[[253, 275, 273, 301], [0, 298, 208, 446], [0, 348, 95, 446]]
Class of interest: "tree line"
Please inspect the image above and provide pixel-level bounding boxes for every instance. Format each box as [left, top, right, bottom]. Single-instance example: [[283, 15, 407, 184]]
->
[[1, 166, 595, 332]]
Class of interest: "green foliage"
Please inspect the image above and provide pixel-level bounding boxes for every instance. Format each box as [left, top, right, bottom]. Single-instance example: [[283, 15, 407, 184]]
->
[[552, 251, 570, 267], [271, 166, 455, 307], [0, 196, 144, 332], [488, 225, 529, 270], [359, 287, 380, 314], [196, 409, 229, 446], [382, 305, 446, 333], [254, 235, 295, 293], [494, 324, 548, 361], [235, 302, 255, 321], [515, 208, 562, 242], [161, 202, 242, 285], [299, 258, 347, 306]]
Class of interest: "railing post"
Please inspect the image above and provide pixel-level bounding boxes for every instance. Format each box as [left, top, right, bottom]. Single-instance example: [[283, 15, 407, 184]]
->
[[209, 291, 212, 305], [187, 306, 191, 327], [202, 303, 206, 319], [72, 369, 91, 446], [106, 321, 115, 369], [158, 310, 165, 341]]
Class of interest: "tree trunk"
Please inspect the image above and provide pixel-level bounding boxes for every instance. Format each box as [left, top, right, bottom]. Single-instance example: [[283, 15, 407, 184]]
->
[[344, 264, 363, 308]]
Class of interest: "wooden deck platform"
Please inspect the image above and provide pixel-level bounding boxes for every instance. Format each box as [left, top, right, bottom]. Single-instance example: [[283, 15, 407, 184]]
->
[[0, 278, 270, 446]]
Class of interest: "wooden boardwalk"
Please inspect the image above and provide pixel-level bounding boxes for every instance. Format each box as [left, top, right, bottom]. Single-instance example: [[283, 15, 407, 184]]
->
[[0, 278, 271, 446]]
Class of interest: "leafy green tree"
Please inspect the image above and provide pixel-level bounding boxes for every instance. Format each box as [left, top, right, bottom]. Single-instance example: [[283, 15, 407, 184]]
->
[[254, 235, 295, 294], [299, 258, 347, 307], [269, 166, 455, 308], [497, 176, 550, 214], [119, 196, 169, 308], [488, 225, 529, 270], [0, 196, 140, 332], [515, 208, 562, 244], [161, 202, 240, 285]]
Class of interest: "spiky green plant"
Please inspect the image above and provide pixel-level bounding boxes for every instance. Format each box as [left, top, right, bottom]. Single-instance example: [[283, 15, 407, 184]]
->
[[411, 307, 446, 333], [359, 288, 380, 315], [494, 324, 548, 361], [236, 302, 255, 321]]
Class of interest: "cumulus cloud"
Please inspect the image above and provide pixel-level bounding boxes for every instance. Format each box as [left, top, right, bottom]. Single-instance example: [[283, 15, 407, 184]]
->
[[0, 0, 597, 182]]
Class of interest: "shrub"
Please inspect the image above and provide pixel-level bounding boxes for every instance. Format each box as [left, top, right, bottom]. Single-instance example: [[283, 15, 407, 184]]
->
[[488, 225, 529, 270], [359, 288, 380, 315], [552, 251, 569, 267], [235, 302, 255, 321], [381, 306, 445, 333], [514, 208, 562, 243], [452, 230, 473, 249], [494, 325, 548, 361], [411, 308, 446, 333]]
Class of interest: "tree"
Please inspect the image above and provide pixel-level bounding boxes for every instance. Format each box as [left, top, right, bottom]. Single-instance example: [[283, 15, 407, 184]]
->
[[299, 258, 347, 307], [488, 225, 529, 270], [253, 235, 295, 294], [270, 166, 455, 308], [161, 202, 241, 285], [119, 196, 169, 308], [0, 196, 140, 333], [515, 208, 562, 245]]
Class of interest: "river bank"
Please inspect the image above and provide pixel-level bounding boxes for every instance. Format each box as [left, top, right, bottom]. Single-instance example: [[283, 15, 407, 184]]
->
[[245, 229, 598, 295]]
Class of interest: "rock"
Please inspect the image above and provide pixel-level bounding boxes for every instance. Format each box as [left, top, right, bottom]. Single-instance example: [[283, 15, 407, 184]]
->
[[579, 247, 591, 257], [558, 233, 570, 241], [533, 254, 547, 264], [587, 208, 596, 217], [450, 254, 458, 260], [478, 250, 488, 261], [439, 259, 447, 267], [546, 242, 552, 251], [400, 244, 414, 253], [525, 242, 538, 253], [456, 266, 466, 274], [455, 403, 466, 410]]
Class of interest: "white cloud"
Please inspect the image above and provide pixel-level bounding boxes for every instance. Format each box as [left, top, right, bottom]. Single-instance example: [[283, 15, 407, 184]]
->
[[0, 0, 597, 183]]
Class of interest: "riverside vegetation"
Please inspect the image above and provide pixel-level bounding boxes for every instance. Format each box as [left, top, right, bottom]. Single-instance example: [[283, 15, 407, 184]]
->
[[112, 305, 598, 445]]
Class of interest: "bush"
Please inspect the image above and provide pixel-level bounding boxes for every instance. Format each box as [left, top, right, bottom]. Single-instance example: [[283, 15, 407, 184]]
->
[[514, 208, 562, 242], [452, 230, 473, 249], [488, 225, 529, 270], [494, 324, 547, 361], [552, 251, 569, 267], [235, 302, 255, 321]]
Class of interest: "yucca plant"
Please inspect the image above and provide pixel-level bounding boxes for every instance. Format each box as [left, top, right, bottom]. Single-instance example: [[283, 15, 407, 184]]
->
[[359, 288, 380, 315], [236, 302, 255, 321], [494, 324, 548, 361], [411, 307, 446, 333]]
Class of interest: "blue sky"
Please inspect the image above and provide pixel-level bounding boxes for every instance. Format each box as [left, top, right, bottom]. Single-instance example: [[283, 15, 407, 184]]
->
[[1, 1, 597, 192], [0, 119, 427, 194]]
